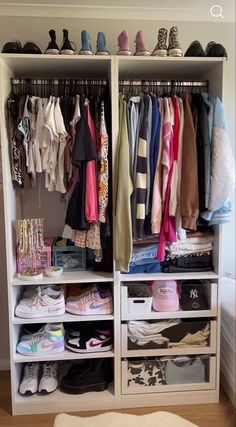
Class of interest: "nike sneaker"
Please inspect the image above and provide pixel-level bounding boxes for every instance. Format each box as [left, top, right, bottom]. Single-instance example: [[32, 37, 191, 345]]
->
[[19, 362, 40, 396], [66, 322, 113, 353], [65, 284, 113, 315], [17, 324, 65, 355], [38, 361, 58, 394], [15, 285, 65, 318]]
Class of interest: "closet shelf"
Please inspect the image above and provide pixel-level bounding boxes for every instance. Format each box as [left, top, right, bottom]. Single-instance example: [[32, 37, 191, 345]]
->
[[121, 309, 217, 321], [0, 54, 112, 78], [14, 386, 115, 415], [11, 271, 114, 286], [13, 313, 114, 325], [14, 349, 115, 363], [119, 272, 218, 282]]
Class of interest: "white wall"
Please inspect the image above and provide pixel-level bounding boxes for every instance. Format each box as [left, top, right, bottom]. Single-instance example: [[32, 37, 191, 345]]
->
[[0, 13, 235, 367]]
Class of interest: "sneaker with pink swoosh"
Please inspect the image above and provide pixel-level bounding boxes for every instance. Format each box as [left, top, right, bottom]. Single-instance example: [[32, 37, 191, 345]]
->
[[17, 324, 65, 355], [66, 285, 113, 315], [66, 323, 113, 353]]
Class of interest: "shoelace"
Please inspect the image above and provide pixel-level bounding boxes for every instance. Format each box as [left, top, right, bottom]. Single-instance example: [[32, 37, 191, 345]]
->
[[77, 287, 98, 304], [43, 362, 57, 378], [24, 363, 36, 380]]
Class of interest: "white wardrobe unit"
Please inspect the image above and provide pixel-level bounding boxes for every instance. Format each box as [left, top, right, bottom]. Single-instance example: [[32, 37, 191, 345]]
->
[[0, 54, 225, 415]]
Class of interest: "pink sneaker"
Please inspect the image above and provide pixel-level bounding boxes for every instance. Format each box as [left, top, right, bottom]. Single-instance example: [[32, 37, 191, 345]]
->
[[134, 31, 150, 56], [116, 30, 132, 55], [66, 285, 113, 315]]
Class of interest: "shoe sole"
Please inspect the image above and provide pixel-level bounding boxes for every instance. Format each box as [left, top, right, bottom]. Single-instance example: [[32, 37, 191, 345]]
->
[[60, 381, 108, 394], [168, 48, 183, 57], [152, 49, 167, 57], [116, 50, 132, 56], [38, 388, 58, 395], [19, 390, 37, 396], [134, 51, 151, 56], [96, 52, 110, 56], [17, 346, 65, 355], [78, 50, 93, 55], [15, 307, 65, 318], [45, 49, 59, 55], [65, 343, 112, 353], [65, 308, 112, 316], [60, 49, 75, 55]]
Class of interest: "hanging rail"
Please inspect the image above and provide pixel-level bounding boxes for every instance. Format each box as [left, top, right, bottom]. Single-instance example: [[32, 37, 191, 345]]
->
[[119, 79, 208, 87]]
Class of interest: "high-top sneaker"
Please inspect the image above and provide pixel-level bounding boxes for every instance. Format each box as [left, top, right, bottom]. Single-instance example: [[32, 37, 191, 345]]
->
[[152, 28, 168, 56], [60, 29, 75, 55], [168, 26, 183, 57], [45, 29, 59, 55], [134, 31, 150, 56], [96, 32, 110, 55], [79, 30, 93, 55], [116, 31, 132, 55]]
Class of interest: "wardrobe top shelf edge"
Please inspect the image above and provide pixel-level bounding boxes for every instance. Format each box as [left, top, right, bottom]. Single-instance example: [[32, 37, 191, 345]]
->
[[0, 54, 225, 79]]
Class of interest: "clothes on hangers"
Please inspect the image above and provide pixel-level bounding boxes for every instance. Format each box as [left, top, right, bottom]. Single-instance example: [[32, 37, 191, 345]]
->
[[114, 83, 234, 272]]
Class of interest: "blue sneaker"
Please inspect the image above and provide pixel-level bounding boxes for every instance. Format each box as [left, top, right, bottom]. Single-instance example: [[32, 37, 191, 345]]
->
[[79, 30, 93, 55], [96, 32, 109, 56]]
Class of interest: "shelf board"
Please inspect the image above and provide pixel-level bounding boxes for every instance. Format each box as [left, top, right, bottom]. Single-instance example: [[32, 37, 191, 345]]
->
[[13, 313, 114, 324], [122, 347, 216, 358], [118, 56, 225, 79], [122, 309, 217, 321], [11, 270, 113, 286], [120, 271, 218, 282], [14, 385, 115, 414], [14, 349, 114, 363], [1, 54, 112, 78]]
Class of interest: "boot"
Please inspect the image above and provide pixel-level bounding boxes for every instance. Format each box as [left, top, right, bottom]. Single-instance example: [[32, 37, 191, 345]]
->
[[134, 31, 150, 56], [168, 26, 183, 57], [96, 32, 110, 55], [79, 30, 93, 55], [116, 31, 132, 55], [45, 30, 59, 55], [152, 28, 168, 56], [60, 29, 75, 55]]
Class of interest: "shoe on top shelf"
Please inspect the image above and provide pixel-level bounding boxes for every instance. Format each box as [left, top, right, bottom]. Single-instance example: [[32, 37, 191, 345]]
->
[[22, 42, 42, 54], [152, 27, 168, 57], [38, 361, 59, 394], [134, 31, 150, 56], [19, 362, 40, 396], [45, 29, 60, 55], [96, 32, 110, 55], [65, 284, 113, 315], [116, 30, 132, 55], [205, 41, 227, 57], [15, 285, 65, 319], [184, 40, 205, 57], [2, 40, 22, 53], [79, 30, 93, 55], [168, 26, 183, 57], [60, 29, 75, 55], [17, 323, 65, 355], [66, 321, 113, 353]]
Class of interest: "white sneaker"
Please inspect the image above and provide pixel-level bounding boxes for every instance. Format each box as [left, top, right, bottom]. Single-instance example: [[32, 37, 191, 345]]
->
[[15, 285, 65, 318], [38, 361, 58, 394], [19, 362, 40, 396]]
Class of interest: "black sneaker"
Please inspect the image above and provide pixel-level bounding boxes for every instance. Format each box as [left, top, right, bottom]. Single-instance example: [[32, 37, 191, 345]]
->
[[60, 29, 75, 55], [22, 42, 42, 54], [205, 41, 227, 58], [185, 41, 205, 57], [180, 280, 208, 310], [2, 40, 22, 53], [66, 322, 113, 353], [60, 359, 113, 394], [45, 29, 59, 54]]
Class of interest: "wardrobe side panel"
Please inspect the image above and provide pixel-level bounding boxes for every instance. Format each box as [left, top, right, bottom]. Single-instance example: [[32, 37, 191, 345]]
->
[[0, 60, 20, 282]]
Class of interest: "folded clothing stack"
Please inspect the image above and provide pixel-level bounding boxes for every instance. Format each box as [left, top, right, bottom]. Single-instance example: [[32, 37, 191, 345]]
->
[[127, 319, 210, 350], [128, 242, 162, 273], [163, 230, 214, 273]]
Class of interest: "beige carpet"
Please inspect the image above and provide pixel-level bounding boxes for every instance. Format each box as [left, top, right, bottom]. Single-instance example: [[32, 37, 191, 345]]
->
[[54, 411, 199, 427]]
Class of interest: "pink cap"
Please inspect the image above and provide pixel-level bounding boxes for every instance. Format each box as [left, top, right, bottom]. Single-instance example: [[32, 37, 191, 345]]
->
[[151, 280, 179, 312]]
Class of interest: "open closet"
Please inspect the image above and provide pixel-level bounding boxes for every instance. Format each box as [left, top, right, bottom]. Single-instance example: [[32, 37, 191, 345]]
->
[[0, 54, 226, 414]]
